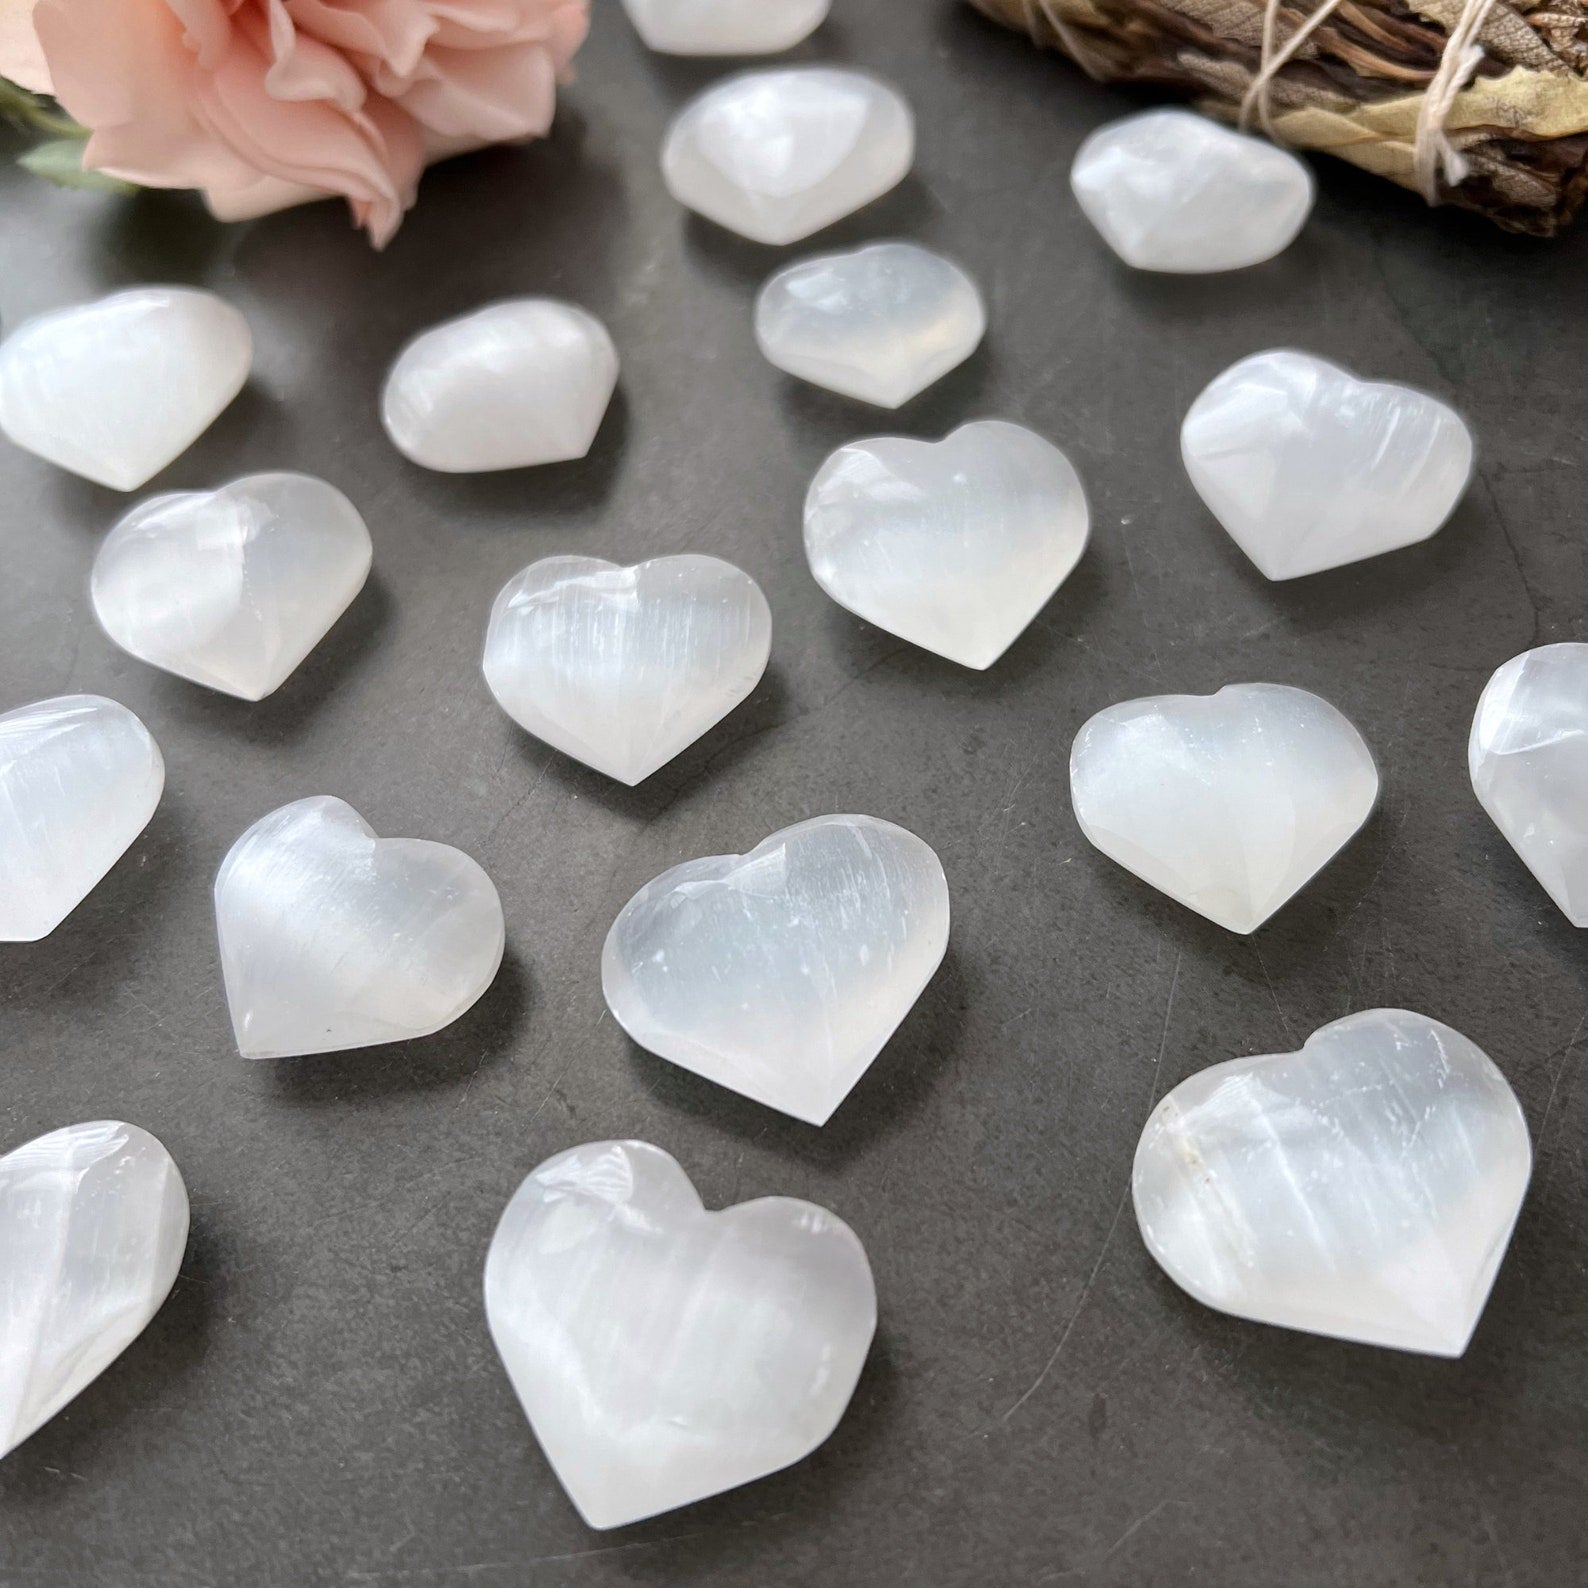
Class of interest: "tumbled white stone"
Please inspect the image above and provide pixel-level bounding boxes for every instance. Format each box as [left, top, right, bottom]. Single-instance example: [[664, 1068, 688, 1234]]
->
[[486, 1139, 875, 1528], [1071, 683, 1378, 933], [1070, 108, 1314, 273], [603, 815, 949, 1123], [0, 695, 164, 942], [1182, 349, 1473, 580], [483, 554, 771, 785], [214, 796, 505, 1059], [622, 0, 829, 54], [1134, 1009, 1531, 1356], [381, 299, 618, 473], [662, 68, 913, 245], [0, 286, 251, 491], [804, 419, 1088, 668]]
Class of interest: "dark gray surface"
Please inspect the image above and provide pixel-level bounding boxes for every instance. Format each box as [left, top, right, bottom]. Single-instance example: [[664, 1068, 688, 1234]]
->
[[1, 4, 1585, 1585]]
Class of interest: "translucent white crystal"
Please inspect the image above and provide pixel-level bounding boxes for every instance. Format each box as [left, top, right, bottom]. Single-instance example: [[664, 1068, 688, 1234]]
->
[[381, 299, 618, 472], [1134, 1009, 1531, 1356], [661, 68, 914, 245], [621, 0, 829, 54], [804, 419, 1088, 668], [485, 1139, 875, 1528], [214, 796, 505, 1059], [1070, 108, 1313, 273], [1182, 349, 1473, 580], [0, 286, 251, 491], [483, 554, 771, 785], [1070, 683, 1378, 933], [602, 815, 949, 1123]]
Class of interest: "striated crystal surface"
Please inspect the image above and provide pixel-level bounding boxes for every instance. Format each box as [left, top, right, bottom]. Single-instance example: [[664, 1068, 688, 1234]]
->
[[622, 0, 829, 54]]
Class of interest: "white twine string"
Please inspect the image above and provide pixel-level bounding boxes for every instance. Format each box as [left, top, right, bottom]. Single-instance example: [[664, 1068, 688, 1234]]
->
[[1238, 0, 1346, 139], [1026, 0, 1112, 83]]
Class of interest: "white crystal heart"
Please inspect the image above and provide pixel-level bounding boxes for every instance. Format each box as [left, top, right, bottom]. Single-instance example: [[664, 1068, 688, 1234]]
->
[[214, 796, 505, 1059], [0, 1120, 189, 1458], [803, 419, 1088, 669], [0, 695, 164, 942], [0, 286, 251, 491], [602, 815, 949, 1124], [755, 241, 986, 408], [381, 299, 618, 473], [1070, 683, 1378, 933], [1182, 349, 1474, 580], [91, 472, 373, 702], [1134, 1009, 1531, 1356], [661, 68, 914, 245], [1070, 109, 1314, 273], [485, 1139, 875, 1528], [621, 0, 829, 54], [483, 554, 771, 785]]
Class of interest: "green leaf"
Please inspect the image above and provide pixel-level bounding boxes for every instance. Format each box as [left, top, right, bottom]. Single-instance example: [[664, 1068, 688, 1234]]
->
[[0, 78, 83, 138], [19, 138, 136, 194]]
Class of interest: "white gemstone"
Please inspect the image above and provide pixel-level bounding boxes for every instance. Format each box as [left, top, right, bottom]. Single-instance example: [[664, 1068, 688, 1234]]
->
[[603, 815, 949, 1124], [0, 695, 164, 942], [804, 420, 1088, 669], [1070, 108, 1314, 273], [1182, 349, 1474, 580], [0, 1120, 189, 1458], [1070, 683, 1378, 933], [90, 472, 373, 702], [1134, 1009, 1531, 1356], [381, 299, 618, 473], [485, 1139, 875, 1528], [214, 796, 505, 1059], [483, 555, 771, 785], [621, 0, 829, 54], [0, 286, 251, 491], [662, 68, 914, 245], [755, 241, 985, 408]]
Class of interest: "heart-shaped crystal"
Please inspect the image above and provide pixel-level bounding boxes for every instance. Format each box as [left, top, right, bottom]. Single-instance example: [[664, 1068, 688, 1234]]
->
[[91, 472, 373, 701], [214, 796, 505, 1059], [662, 68, 914, 245], [1182, 349, 1473, 580], [622, 0, 829, 54], [0, 695, 164, 941], [603, 814, 949, 1123], [1134, 1009, 1531, 1355], [0, 286, 251, 491], [1071, 683, 1378, 933], [483, 554, 772, 785], [485, 1139, 875, 1527], [381, 299, 618, 473], [804, 420, 1088, 668]]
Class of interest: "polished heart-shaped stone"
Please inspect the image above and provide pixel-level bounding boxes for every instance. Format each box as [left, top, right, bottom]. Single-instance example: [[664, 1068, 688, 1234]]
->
[[603, 815, 949, 1123], [381, 299, 618, 473], [0, 286, 251, 491], [0, 1121, 189, 1459], [1134, 1009, 1531, 1355], [1182, 349, 1473, 580], [91, 472, 373, 702], [215, 796, 505, 1059], [1071, 683, 1378, 933], [485, 1139, 875, 1528], [483, 555, 771, 785], [0, 695, 164, 942], [804, 420, 1088, 668], [662, 67, 913, 244], [622, 0, 829, 54]]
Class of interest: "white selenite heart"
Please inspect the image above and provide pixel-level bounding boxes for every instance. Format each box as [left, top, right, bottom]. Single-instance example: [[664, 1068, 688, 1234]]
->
[[1134, 1009, 1531, 1355], [1182, 349, 1474, 580], [91, 472, 373, 701], [0, 695, 164, 941], [0, 1121, 189, 1458], [214, 796, 505, 1059], [0, 286, 251, 491], [755, 241, 986, 408], [486, 1140, 874, 1528], [603, 815, 949, 1123], [803, 419, 1089, 668], [381, 299, 618, 473], [661, 68, 914, 245], [483, 554, 771, 785], [621, 0, 830, 54], [1070, 683, 1378, 933]]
